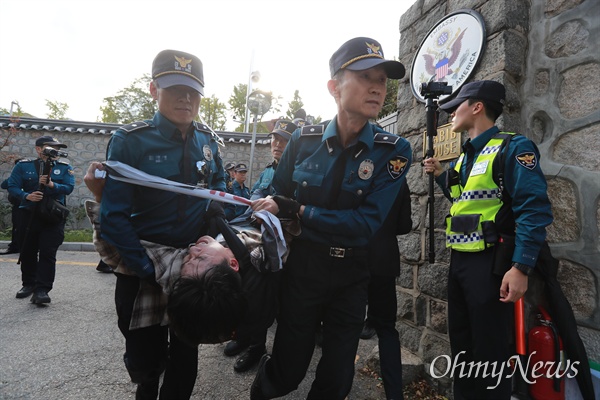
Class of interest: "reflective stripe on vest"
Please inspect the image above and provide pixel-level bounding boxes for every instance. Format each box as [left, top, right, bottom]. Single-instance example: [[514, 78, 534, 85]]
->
[[446, 132, 515, 251]]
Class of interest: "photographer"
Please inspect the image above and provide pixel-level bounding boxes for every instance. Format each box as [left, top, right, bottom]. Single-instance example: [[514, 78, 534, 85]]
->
[[7, 136, 74, 305]]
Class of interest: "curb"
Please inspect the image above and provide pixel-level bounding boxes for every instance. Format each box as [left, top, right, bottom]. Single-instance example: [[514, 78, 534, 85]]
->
[[0, 240, 96, 252]]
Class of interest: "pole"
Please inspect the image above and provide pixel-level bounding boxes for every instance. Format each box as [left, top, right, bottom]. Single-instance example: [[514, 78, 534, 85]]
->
[[425, 96, 437, 264], [248, 102, 260, 184], [243, 51, 255, 135]]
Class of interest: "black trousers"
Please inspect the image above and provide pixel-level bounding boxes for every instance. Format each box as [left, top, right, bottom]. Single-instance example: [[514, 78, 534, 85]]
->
[[448, 249, 513, 400], [115, 274, 198, 400], [260, 240, 369, 400], [18, 208, 64, 292], [366, 274, 403, 399]]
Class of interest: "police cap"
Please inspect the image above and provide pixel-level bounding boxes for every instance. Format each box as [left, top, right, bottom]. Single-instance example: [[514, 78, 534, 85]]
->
[[329, 37, 405, 79], [152, 49, 204, 95], [271, 120, 297, 141], [35, 135, 67, 148], [234, 163, 248, 172], [439, 80, 505, 115]]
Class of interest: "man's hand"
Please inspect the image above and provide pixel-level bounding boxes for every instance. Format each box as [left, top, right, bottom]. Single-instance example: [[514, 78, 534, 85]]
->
[[423, 157, 443, 177], [26, 191, 44, 203], [251, 197, 279, 215], [84, 161, 106, 202], [499, 267, 528, 303], [272, 195, 301, 219], [39, 175, 54, 189]]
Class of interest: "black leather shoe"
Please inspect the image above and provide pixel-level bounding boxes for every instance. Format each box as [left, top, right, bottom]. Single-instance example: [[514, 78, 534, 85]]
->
[[16, 286, 35, 298], [1, 248, 19, 255], [96, 260, 113, 273], [234, 344, 266, 372], [31, 291, 51, 304], [360, 322, 376, 340], [224, 340, 249, 357], [250, 354, 271, 400]]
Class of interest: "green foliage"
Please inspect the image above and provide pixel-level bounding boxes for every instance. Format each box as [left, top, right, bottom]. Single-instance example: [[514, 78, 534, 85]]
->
[[99, 74, 156, 123], [378, 77, 399, 119], [285, 90, 304, 120], [45, 99, 69, 119], [200, 95, 227, 130], [228, 83, 248, 132]]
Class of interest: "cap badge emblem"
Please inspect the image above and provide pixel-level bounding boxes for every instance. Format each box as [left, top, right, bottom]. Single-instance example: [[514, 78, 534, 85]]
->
[[174, 55, 192, 72]]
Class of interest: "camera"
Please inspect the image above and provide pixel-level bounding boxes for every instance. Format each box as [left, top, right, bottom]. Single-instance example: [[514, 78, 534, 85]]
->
[[420, 81, 453, 98], [43, 146, 68, 158]]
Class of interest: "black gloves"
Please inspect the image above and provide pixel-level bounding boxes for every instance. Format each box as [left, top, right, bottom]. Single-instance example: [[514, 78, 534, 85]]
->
[[205, 200, 225, 221], [273, 195, 301, 219]]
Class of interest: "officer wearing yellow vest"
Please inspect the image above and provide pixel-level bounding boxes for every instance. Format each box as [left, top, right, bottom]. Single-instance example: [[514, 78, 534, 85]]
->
[[423, 80, 553, 400]]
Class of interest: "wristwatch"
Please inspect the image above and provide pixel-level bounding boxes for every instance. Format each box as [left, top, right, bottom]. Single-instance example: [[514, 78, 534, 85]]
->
[[513, 262, 533, 276]]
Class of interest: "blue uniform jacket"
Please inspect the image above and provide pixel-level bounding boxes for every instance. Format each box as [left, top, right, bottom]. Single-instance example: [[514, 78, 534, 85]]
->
[[100, 112, 226, 278], [7, 158, 74, 209], [250, 162, 276, 199], [435, 126, 553, 266], [224, 180, 250, 220], [272, 119, 412, 247]]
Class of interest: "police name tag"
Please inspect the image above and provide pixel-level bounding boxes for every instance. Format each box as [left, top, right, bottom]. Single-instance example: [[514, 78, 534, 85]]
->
[[470, 160, 489, 176]]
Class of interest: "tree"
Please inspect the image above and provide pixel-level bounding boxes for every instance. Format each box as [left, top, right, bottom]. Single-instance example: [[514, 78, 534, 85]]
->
[[228, 83, 248, 132], [378, 77, 399, 119], [45, 100, 69, 120], [99, 74, 156, 123], [199, 95, 227, 130], [285, 90, 304, 120]]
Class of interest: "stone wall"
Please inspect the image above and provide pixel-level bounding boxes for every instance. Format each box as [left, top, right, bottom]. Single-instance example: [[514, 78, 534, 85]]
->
[[395, 0, 599, 395], [0, 129, 271, 229]]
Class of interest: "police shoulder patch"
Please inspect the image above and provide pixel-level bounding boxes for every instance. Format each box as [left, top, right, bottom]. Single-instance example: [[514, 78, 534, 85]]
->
[[374, 132, 400, 145], [300, 125, 324, 136], [515, 152, 537, 170], [120, 121, 150, 133], [388, 156, 409, 179], [56, 159, 70, 165], [193, 121, 211, 134]]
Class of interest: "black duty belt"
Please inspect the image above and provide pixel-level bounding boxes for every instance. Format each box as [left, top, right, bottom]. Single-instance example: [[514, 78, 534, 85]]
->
[[297, 240, 367, 259]]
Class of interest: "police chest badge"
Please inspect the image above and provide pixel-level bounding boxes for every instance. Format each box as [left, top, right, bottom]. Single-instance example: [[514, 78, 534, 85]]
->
[[388, 156, 408, 179], [358, 160, 374, 180], [516, 152, 537, 170], [203, 145, 213, 161]]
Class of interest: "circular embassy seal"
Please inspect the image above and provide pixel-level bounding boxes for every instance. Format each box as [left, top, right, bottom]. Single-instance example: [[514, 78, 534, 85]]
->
[[358, 159, 374, 180], [410, 9, 486, 103]]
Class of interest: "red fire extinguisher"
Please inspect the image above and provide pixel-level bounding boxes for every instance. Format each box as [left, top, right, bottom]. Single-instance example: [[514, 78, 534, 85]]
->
[[528, 305, 565, 400]]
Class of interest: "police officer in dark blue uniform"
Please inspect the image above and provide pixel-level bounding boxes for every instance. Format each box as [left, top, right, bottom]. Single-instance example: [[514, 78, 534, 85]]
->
[[424, 81, 553, 399], [1, 158, 24, 255], [224, 163, 251, 221], [100, 49, 226, 400], [224, 119, 297, 373], [250, 37, 412, 400], [7, 136, 74, 304], [224, 161, 236, 193]]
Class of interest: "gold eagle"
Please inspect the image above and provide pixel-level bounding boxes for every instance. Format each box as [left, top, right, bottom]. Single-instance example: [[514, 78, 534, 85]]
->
[[517, 154, 535, 164], [366, 42, 380, 54], [175, 55, 192, 68], [390, 158, 407, 172]]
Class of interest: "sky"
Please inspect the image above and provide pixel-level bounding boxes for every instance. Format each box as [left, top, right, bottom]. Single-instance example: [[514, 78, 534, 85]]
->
[[0, 0, 415, 130]]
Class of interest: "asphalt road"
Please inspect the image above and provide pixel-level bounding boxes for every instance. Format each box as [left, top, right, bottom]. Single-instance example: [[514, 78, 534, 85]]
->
[[0, 248, 387, 400]]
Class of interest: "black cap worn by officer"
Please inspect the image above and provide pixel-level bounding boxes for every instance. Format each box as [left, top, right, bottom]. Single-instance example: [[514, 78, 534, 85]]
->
[[439, 80, 506, 115], [35, 136, 67, 148], [224, 162, 236, 171], [234, 163, 248, 172], [271, 120, 297, 142], [329, 37, 405, 79], [152, 49, 204, 95]]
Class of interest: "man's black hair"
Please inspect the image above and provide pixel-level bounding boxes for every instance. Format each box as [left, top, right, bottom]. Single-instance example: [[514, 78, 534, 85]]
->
[[167, 260, 247, 346]]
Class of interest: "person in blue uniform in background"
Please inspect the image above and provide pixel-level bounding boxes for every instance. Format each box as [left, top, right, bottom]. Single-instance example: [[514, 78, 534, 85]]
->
[[7, 136, 74, 304], [224, 161, 236, 193], [224, 163, 251, 221], [250, 37, 412, 400], [100, 49, 226, 400], [423, 80, 553, 399], [223, 119, 297, 373]]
